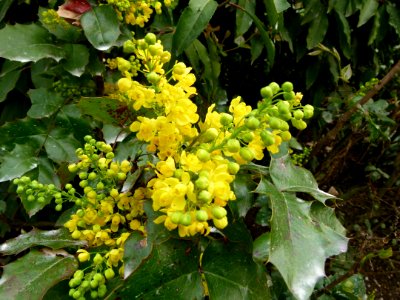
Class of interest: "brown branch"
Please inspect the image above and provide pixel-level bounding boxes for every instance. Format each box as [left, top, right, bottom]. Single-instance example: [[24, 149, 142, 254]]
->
[[312, 60, 400, 157]]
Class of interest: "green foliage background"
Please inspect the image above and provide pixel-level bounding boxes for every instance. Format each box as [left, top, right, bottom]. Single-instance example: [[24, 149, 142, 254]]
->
[[0, 0, 399, 299]]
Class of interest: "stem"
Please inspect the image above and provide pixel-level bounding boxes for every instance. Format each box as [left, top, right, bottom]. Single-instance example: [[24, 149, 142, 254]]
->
[[311, 60, 400, 157]]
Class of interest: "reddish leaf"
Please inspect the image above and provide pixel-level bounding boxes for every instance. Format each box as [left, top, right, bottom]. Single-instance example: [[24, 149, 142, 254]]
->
[[63, 0, 91, 14]]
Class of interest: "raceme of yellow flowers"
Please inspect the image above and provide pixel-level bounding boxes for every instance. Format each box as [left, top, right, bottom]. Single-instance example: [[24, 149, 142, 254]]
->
[[109, 33, 314, 238]]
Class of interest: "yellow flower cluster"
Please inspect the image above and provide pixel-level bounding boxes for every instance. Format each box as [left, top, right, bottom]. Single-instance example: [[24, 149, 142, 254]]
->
[[103, 0, 176, 27], [109, 34, 312, 237], [62, 136, 146, 296]]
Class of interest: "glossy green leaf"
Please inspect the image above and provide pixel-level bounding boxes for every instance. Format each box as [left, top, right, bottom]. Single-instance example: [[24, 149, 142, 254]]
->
[[172, 0, 218, 56], [0, 228, 86, 255], [202, 240, 271, 299], [0, 61, 25, 102], [0, 24, 66, 62], [0, 249, 78, 300], [306, 13, 328, 49], [256, 179, 348, 300], [0, 0, 13, 23], [114, 238, 203, 299], [80, 5, 121, 51], [0, 144, 38, 182], [30, 58, 61, 89], [123, 231, 153, 279], [250, 34, 264, 64], [387, 3, 400, 39], [38, 8, 82, 42], [270, 154, 335, 203], [44, 129, 81, 163], [37, 157, 61, 187], [236, 0, 255, 37], [27, 88, 65, 118], [231, 173, 256, 217], [61, 44, 90, 77], [357, 0, 379, 27], [77, 97, 133, 125], [274, 0, 291, 13], [252, 232, 270, 262], [263, 0, 278, 26]]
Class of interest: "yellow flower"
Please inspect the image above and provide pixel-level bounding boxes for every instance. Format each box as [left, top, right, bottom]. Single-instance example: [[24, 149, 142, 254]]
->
[[229, 96, 252, 126]]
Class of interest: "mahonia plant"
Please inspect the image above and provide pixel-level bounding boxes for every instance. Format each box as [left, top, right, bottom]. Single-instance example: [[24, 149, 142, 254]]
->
[[13, 34, 314, 299]]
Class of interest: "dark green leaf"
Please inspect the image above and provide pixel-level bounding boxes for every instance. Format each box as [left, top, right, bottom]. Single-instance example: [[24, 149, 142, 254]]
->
[[236, 0, 255, 37], [0, 0, 13, 23], [0, 24, 66, 62], [172, 0, 218, 56], [0, 144, 38, 182], [0, 61, 25, 102], [81, 5, 121, 51], [307, 13, 329, 49], [357, 0, 379, 27], [77, 97, 133, 125], [27, 88, 65, 118], [236, 3, 275, 66], [39, 7, 82, 42], [30, 58, 61, 89], [231, 174, 256, 217], [273, 0, 291, 13], [61, 44, 90, 77], [123, 231, 153, 279], [387, 3, 400, 39], [115, 238, 203, 299], [202, 240, 271, 299], [263, 0, 278, 26], [250, 34, 264, 64], [0, 228, 86, 255], [253, 232, 270, 262], [0, 249, 78, 300], [37, 157, 61, 187], [45, 129, 81, 163], [255, 179, 348, 300], [270, 154, 335, 203], [334, 10, 351, 58]]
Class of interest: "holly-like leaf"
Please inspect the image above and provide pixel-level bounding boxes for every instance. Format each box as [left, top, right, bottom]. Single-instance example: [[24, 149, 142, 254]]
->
[[270, 154, 335, 203], [173, 0, 218, 56], [61, 44, 90, 77], [114, 238, 203, 299], [231, 173, 256, 218], [0, 61, 25, 102], [80, 5, 120, 51], [45, 128, 81, 163], [123, 231, 153, 279], [255, 179, 348, 300], [0, 144, 38, 182], [27, 88, 65, 119], [77, 97, 133, 125], [202, 240, 271, 299], [0, 228, 86, 255], [0, 249, 78, 300], [0, 23, 66, 62], [253, 232, 270, 263]]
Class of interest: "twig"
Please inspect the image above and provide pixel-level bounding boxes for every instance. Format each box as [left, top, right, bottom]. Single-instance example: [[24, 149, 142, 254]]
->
[[311, 60, 400, 157]]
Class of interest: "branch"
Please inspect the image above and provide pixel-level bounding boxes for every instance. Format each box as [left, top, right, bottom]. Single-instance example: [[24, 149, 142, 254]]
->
[[312, 60, 400, 156]]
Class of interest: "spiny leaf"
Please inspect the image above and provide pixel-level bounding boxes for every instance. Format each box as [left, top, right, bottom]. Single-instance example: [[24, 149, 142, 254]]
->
[[0, 228, 86, 256], [0, 249, 78, 300], [61, 44, 90, 77], [27, 88, 65, 119], [0, 144, 38, 182], [256, 179, 348, 300], [270, 154, 335, 203], [0, 23, 66, 62], [202, 240, 271, 299]]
